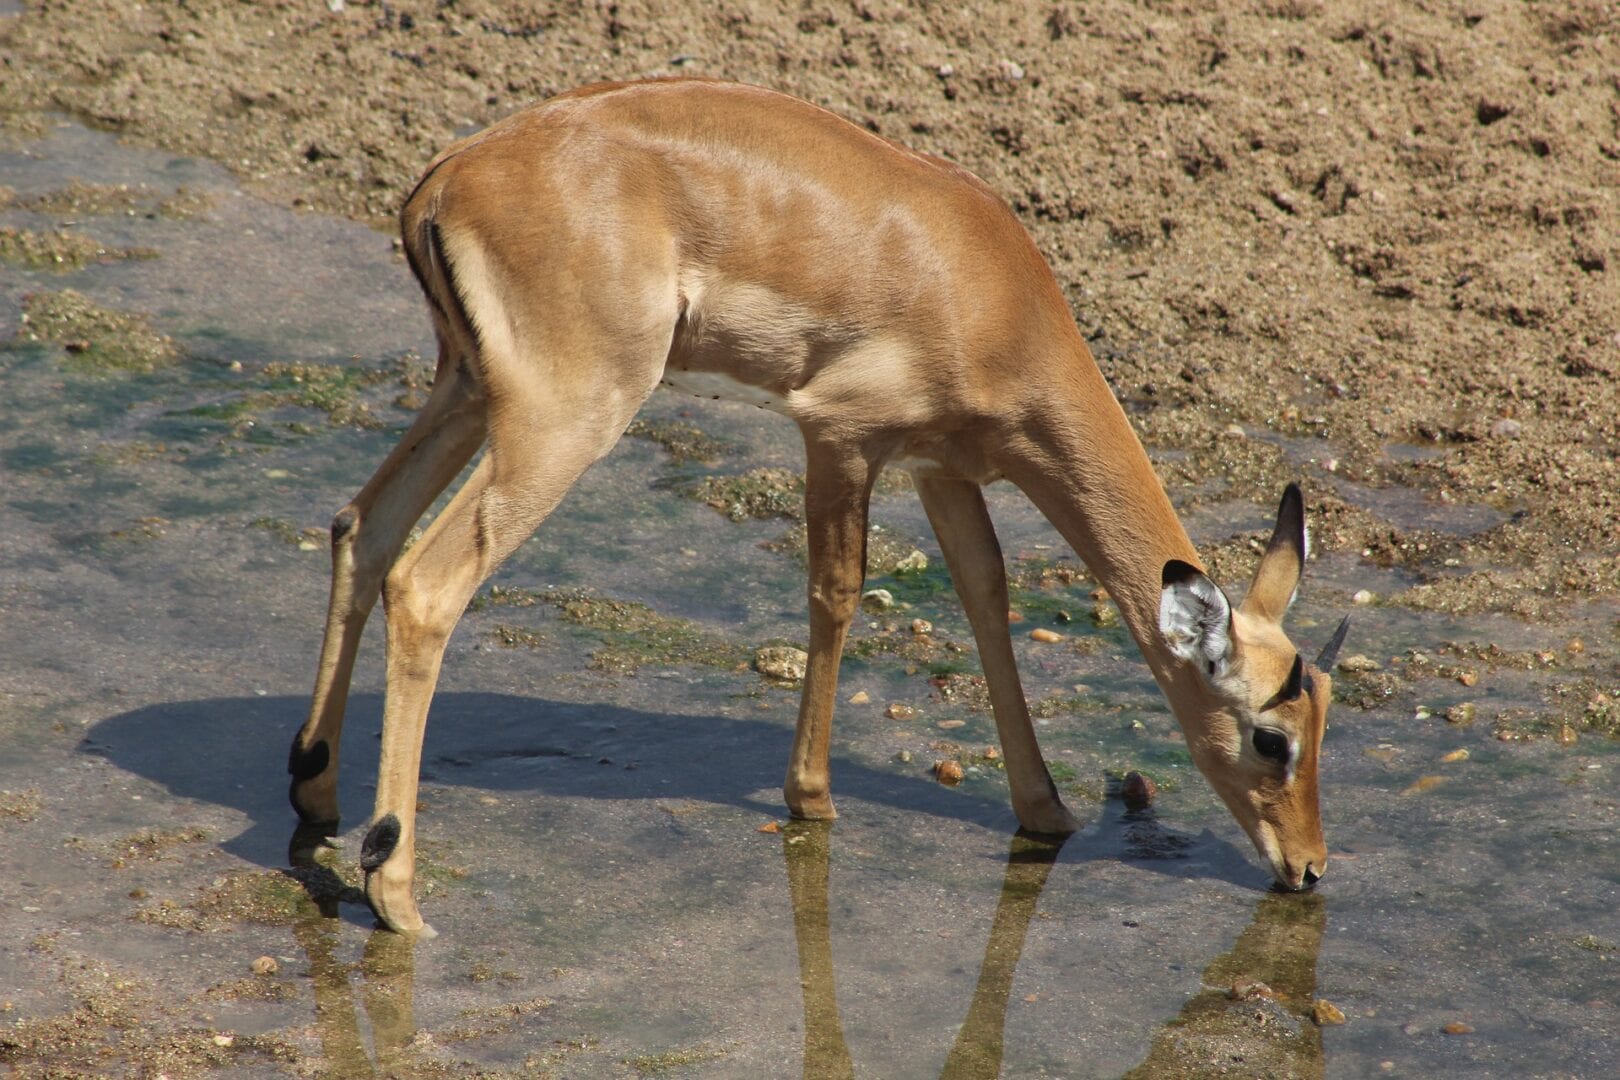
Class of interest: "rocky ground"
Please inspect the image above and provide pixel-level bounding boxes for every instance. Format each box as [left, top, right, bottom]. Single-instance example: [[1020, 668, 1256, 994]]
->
[[3, 0, 1616, 614]]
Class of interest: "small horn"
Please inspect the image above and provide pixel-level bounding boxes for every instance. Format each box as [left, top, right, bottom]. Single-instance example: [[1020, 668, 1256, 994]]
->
[[1315, 616, 1351, 672]]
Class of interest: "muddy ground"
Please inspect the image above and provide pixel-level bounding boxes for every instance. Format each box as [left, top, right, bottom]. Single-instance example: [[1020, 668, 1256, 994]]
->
[[0, 1, 1616, 1078]]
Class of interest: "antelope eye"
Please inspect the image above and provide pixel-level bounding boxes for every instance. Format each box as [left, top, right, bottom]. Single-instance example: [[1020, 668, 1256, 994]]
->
[[1253, 728, 1290, 763]]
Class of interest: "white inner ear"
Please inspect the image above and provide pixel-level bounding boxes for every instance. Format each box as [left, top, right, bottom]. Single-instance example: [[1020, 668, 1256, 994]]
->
[[1159, 573, 1234, 682]]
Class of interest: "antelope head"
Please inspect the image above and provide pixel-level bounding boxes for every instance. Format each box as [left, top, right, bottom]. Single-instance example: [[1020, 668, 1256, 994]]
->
[[1157, 484, 1348, 891]]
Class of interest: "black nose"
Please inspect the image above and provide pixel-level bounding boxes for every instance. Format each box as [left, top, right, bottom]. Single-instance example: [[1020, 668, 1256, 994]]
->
[[1302, 865, 1322, 887]]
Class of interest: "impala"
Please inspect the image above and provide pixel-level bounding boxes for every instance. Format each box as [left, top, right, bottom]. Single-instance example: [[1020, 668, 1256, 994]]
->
[[287, 79, 1347, 936]]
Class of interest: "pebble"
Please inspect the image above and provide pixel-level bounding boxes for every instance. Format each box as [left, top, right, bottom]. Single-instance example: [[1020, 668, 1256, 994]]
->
[[1440, 749, 1470, 763], [212, 1034, 235, 1047], [756, 821, 781, 834], [895, 749, 913, 763], [753, 646, 808, 682], [1456, 670, 1478, 687], [1402, 774, 1446, 795], [1006, 609, 1024, 623], [1312, 999, 1347, 1026], [936, 719, 966, 730], [1223, 423, 1246, 438], [885, 703, 917, 721], [1446, 703, 1476, 726], [1555, 724, 1579, 746], [1352, 589, 1376, 605], [982, 746, 1000, 761], [1030, 628, 1064, 643], [1443, 1021, 1475, 1035], [1090, 604, 1120, 628], [894, 550, 929, 573], [847, 690, 871, 705], [934, 760, 964, 785], [251, 955, 278, 976], [1229, 980, 1276, 1001], [861, 588, 894, 612], [1566, 638, 1585, 654], [1121, 771, 1157, 809], [910, 618, 933, 635], [1339, 654, 1381, 673], [1489, 418, 1522, 439]]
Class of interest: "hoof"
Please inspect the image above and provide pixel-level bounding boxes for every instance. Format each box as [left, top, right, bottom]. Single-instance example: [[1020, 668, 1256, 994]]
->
[[1015, 800, 1080, 837], [361, 814, 433, 937], [786, 793, 838, 821], [288, 820, 341, 867], [363, 873, 436, 939]]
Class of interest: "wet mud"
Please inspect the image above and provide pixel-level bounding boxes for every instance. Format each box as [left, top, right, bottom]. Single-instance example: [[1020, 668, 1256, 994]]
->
[[1, 3, 1618, 1077]]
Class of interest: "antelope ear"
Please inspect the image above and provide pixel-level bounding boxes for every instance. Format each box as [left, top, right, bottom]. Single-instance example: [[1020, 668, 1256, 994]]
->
[[1241, 483, 1307, 623], [1159, 559, 1234, 683]]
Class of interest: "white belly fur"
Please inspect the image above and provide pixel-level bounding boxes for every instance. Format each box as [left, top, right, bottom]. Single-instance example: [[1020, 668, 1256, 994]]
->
[[659, 368, 792, 414]]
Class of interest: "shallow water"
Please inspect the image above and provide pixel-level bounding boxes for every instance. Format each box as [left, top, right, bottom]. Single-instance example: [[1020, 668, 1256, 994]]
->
[[0, 120, 1615, 1077]]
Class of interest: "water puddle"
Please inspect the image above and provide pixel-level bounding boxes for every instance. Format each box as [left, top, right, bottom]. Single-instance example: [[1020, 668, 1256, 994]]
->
[[0, 119, 1615, 1077]]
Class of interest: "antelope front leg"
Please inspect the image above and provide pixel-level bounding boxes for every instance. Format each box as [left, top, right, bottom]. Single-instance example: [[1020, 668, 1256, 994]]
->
[[915, 476, 1078, 835], [784, 443, 876, 820]]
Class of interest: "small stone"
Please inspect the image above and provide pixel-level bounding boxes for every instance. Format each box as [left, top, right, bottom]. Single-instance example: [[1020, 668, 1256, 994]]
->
[[1223, 423, 1246, 438], [127, 888, 147, 900], [861, 588, 894, 612], [982, 746, 1000, 761], [895, 749, 913, 763], [756, 821, 781, 834], [1402, 775, 1446, 795], [1339, 654, 1381, 673], [936, 719, 966, 730], [1006, 609, 1024, 623], [1443, 1021, 1474, 1035], [1439, 749, 1470, 764], [753, 646, 808, 682], [885, 703, 917, 721], [1489, 418, 1522, 439], [847, 690, 871, 705], [1090, 604, 1120, 628], [1566, 638, 1585, 655], [1030, 628, 1063, 643], [212, 1034, 235, 1047], [1089, 588, 1110, 602], [910, 618, 933, 636], [934, 760, 964, 786], [1313, 1000, 1347, 1026], [1555, 724, 1579, 747], [1229, 980, 1276, 1001], [1456, 670, 1478, 687], [1352, 589, 1376, 605], [1121, 771, 1157, 809], [1446, 703, 1476, 726], [251, 955, 279, 976], [893, 550, 929, 574]]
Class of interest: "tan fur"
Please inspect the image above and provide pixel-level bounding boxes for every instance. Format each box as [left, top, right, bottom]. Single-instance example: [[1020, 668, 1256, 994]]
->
[[288, 80, 1333, 935]]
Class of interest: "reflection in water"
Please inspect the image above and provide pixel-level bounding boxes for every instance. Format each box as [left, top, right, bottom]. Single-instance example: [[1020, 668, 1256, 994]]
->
[[783, 823, 1064, 1080], [783, 821, 858, 1079], [1123, 891, 1327, 1079], [938, 834, 1065, 1080], [292, 911, 418, 1078], [287, 831, 420, 1077], [784, 822, 1327, 1079], [280, 820, 1325, 1077]]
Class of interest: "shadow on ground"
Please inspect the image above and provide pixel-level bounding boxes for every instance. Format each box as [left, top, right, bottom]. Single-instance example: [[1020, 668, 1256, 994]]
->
[[82, 691, 1263, 890]]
